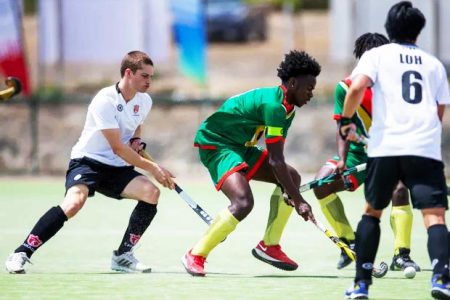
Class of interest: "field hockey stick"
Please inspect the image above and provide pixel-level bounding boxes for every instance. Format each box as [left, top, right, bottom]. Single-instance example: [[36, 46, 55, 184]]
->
[[140, 149, 213, 225], [310, 219, 356, 261], [310, 218, 388, 278], [299, 163, 367, 193], [0, 77, 22, 101]]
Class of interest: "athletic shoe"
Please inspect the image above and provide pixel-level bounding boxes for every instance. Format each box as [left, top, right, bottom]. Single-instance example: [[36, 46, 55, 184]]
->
[[431, 274, 450, 300], [344, 280, 369, 299], [5, 252, 31, 274], [181, 249, 206, 277], [389, 248, 421, 271], [111, 250, 152, 273], [337, 239, 355, 270], [251, 240, 298, 271]]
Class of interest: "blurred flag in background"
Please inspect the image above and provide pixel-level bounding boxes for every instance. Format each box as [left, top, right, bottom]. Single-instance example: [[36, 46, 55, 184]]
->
[[0, 0, 31, 95], [171, 0, 207, 85]]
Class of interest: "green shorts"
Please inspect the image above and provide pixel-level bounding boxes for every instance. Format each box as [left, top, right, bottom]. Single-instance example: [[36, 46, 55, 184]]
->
[[196, 145, 267, 190], [326, 151, 367, 191]]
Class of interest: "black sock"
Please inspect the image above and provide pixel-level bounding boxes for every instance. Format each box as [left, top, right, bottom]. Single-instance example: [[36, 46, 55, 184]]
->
[[117, 202, 157, 255], [448, 231, 450, 259], [355, 215, 380, 285], [15, 206, 68, 258], [428, 224, 449, 278]]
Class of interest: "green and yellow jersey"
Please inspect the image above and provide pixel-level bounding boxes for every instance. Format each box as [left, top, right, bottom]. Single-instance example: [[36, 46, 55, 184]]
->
[[325, 78, 373, 191], [333, 78, 372, 154], [194, 85, 295, 149]]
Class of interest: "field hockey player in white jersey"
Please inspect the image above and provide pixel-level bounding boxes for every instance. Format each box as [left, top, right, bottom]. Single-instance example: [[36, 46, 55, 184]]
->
[[5, 51, 175, 274], [339, 2, 450, 299]]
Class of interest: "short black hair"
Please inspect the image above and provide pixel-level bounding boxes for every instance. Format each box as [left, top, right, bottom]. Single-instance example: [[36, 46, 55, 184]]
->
[[353, 33, 389, 59], [385, 1, 425, 43], [277, 50, 321, 83]]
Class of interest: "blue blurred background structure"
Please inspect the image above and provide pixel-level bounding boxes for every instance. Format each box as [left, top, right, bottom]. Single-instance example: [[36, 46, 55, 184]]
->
[[171, 0, 207, 84]]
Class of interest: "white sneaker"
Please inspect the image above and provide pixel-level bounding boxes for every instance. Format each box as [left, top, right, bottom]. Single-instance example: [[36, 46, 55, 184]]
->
[[5, 252, 31, 274], [111, 250, 151, 273]]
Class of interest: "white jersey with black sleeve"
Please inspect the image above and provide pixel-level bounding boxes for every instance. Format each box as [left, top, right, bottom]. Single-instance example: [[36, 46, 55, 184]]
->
[[351, 43, 450, 161], [71, 83, 153, 166]]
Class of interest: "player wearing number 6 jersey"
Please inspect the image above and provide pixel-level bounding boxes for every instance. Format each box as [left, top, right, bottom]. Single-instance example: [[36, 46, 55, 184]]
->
[[340, 2, 450, 299], [182, 50, 321, 276], [313, 33, 420, 272]]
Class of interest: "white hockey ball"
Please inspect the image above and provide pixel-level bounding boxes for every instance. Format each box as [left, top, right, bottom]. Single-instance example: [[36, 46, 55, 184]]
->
[[403, 266, 416, 279]]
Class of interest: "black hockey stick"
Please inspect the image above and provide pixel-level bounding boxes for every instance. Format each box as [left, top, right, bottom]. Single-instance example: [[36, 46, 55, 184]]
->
[[141, 150, 213, 225]]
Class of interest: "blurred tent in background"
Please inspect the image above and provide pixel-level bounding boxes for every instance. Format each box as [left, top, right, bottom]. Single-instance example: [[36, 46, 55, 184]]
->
[[0, 0, 31, 95], [38, 0, 171, 64]]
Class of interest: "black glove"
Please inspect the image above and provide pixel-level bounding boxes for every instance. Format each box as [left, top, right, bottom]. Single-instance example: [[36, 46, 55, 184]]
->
[[338, 117, 354, 140], [129, 137, 147, 153]]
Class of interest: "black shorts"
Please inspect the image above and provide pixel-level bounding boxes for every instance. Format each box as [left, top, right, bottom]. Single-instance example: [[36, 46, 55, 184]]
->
[[65, 157, 143, 199], [364, 156, 448, 210]]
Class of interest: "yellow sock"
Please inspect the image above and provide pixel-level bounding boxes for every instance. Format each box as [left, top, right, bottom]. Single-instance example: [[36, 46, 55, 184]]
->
[[319, 193, 355, 241], [262, 186, 294, 245], [192, 208, 239, 257], [390, 204, 413, 254]]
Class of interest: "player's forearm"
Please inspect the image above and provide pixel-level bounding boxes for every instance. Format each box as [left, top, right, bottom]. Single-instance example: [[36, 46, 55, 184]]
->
[[112, 144, 157, 172], [336, 130, 349, 163], [269, 158, 303, 202], [342, 88, 364, 118], [343, 74, 371, 118], [266, 142, 304, 201]]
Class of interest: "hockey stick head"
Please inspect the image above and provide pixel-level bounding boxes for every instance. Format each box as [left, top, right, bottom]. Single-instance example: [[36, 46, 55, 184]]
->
[[372, 261, 388, 278], [0, 77, 22, 101], [5, 77, 22, 95]]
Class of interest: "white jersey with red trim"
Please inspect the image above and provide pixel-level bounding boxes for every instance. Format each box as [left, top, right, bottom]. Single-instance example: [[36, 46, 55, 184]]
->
[[71, 84, 152, 166], [351, 43, 450, 161]]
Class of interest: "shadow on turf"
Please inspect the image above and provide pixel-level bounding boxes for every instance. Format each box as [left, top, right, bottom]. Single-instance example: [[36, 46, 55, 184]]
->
[[21, 270, 433, 279], [88, 271, 350, 278], [27, 268, 433, 276], [255, 274, 345, 279]]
